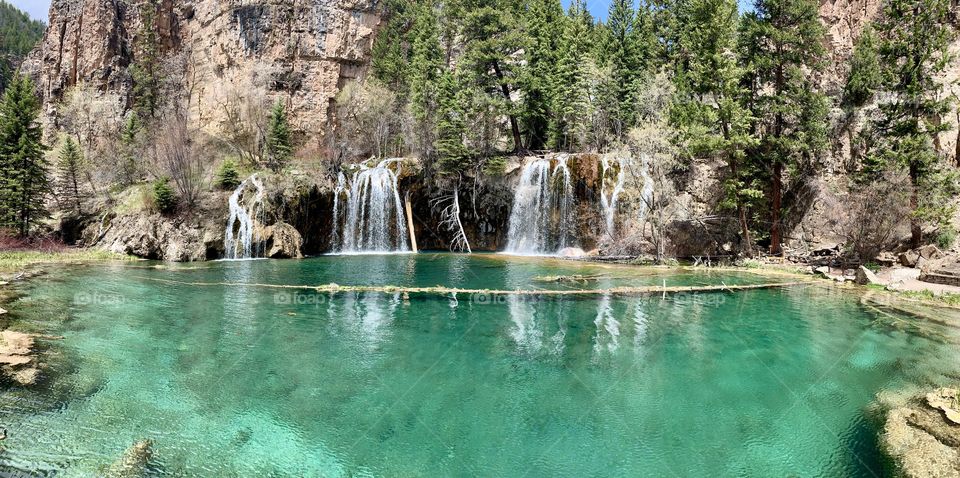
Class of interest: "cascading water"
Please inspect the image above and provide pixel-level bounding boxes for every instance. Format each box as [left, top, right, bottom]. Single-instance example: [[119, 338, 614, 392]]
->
[[331, 172, 348, 250], [332, 159, 410, 254], [224, 174, 266, 260], [505, 156, 576, 255], [600, 156, 626, 237]]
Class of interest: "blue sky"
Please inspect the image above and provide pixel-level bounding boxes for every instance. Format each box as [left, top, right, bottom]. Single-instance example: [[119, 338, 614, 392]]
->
[[8, 0, 48, 22], [13, 0, 753, 24]]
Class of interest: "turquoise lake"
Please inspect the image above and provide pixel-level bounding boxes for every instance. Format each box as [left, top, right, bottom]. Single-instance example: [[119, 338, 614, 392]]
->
[[2, 254, 959, 476]]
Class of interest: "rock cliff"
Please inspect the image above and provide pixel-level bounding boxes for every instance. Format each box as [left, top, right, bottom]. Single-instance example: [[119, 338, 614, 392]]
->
[[21, 0, 382, 138]]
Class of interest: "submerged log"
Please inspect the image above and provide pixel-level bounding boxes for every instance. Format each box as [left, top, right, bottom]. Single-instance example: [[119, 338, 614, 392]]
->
[[133, 276, 809, 297]]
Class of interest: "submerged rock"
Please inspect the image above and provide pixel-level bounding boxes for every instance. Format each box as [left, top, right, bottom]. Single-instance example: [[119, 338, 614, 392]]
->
[[883, 388, 960, 478], [0, 330, 38, 385], [103, 439, 154, 478]]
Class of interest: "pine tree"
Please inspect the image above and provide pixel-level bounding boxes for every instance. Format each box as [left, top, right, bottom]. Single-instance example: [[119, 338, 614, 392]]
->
[[130, 1, 162, 119], [548, 0, 594, 150], [672, 0, 759, 254], [520, 0, 565, 149], [739, 0, 828, 255], [119, 113, 141, 185], [459, 0, 525, 151], [0, 75, 48, 236], [435, 70, 471, 173], [370, 0, 416, 93], [408, 4, 445, 159], [606, 0, 655, 135], [266, 100, 293, 173], [869, 0, 955, 247], [843, 27, 882, 108], [56, 136, 85, 215]]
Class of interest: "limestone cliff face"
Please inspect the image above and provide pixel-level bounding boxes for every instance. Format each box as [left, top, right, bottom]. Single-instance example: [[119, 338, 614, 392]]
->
[[818, 0, 882, 93], [22, 0, 381, 137]]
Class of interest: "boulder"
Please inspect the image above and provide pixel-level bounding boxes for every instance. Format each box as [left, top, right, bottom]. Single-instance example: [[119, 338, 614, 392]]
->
[[926, 388, 960, 426], [900, 250, 921, 267], [919, 245, 945, 260], [814, 266, 831, 276], [265, 223, 304, 259], [0, 330, 38, 386], [855, 266, 881, 286]]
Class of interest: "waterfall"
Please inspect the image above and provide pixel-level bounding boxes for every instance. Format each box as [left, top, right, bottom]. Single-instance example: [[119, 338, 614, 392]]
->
[[331, 172, 348, 250], [505, 156, 576, 255], [224, 174, 266, 260], [333, 159, 410, 254], [600, 156, 626, 237]]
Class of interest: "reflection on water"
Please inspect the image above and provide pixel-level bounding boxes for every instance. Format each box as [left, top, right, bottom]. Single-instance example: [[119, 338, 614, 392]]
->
[[2, 255, 959, 477]]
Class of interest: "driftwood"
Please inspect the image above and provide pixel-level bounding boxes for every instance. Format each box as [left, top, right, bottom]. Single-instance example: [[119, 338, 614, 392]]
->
[[133, 276, 808, 297]]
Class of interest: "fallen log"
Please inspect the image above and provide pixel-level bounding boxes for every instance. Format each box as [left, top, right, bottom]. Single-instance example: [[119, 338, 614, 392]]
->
[[131, 276, 809, 297]]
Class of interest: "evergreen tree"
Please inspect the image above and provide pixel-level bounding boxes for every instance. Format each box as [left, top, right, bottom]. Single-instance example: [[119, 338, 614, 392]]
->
[[0, 1, 46, 92], [739, 0, 828, 255], [152, 177, 176, 214], [370, 0, 416, 93], [520, 0, 565, 149], [843, 27, 882, 108], [408, 4, 445, 158], [672, 0, 759, 254], [435, 70, 471, 173], [266, 100, 293, 172], [56, 136, 85, 215], [548, 0, 594, 150], [0, 75, 48, 236], [130, 1, 162, 119], [119, 113, 141, 185], [606, 0, 655, 135], [869, 0, 955, 247], [459, 0, 525, 151]]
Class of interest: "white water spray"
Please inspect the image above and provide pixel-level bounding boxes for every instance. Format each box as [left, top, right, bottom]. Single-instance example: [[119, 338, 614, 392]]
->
[[600, 155, 626, 238], [224, 174, 266, 259], [333, 159, 410, 253], [505, 156, 576, 255]]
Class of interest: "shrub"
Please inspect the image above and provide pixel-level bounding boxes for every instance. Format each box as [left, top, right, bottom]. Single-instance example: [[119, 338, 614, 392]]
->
[[216, 159, 242, 190], [935, 225, 957, 250], [152, 178, 176, 214]]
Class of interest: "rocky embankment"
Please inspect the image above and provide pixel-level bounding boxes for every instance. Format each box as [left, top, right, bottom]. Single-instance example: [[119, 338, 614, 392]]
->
[[883, 387, 960, 477]]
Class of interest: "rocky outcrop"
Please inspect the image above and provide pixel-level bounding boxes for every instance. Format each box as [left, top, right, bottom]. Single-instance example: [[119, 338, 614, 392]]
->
[[22, 0, 383, 138], [883, 388, 960, 478], [103, 439, 153, 478], [818, 0, 883, 93], [263, 222, 303, 259], [94, 212, 221, 261]]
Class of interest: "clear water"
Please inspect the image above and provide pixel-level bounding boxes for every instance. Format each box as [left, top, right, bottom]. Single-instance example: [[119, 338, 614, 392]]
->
[[2, 255, 959, 477]]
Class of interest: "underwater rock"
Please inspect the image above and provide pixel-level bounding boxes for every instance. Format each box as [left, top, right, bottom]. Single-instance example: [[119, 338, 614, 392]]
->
[[883, 388, 960, 478], [0, 330, 38, 385], [103, 439, 154, 478], [927, 388, 960, 426]]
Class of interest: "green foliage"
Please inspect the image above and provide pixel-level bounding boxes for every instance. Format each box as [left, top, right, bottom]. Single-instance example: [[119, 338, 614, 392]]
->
[[435, 71, 472, 173], [152, 178, 176, 214], [867, 0, 955, 246], [935, 224, 957, 250], [215, 159, 242, 190], [605, 0, 655, 133], [0, 75, 48, 236], [130, 1, 162, 119], [408, 4, 445, 158], [370, 0, 416, 93], [56, 136, 85, 215], [265, 100, 292, 173], [118, 113, 142, 186], [0, 1, 45, 92], [843, 27, 882, 108], [739, 0, 828, 254]]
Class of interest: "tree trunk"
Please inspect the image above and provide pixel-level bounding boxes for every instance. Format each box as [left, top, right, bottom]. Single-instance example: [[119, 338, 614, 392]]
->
[[910, 162, 922, 248], [770, 161, 783, 256], [491, 61, 523, 152]]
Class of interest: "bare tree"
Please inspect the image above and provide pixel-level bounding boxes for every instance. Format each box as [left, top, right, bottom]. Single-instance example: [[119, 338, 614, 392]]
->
[[335, 80, 402, 161], [431, 177, 472, 253], [151, 116, 208, 209]]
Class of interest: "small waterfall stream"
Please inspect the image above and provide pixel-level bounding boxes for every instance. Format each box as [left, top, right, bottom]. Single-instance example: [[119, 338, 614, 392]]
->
[[224, 174, 266, 260], [332, 159, 410, 254], [600, 156, 626, 237], [505, 156, 576, 255]]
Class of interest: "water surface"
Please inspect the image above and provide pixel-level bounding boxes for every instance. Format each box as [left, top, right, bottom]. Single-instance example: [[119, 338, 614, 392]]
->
[[2, 255, 958, 476]]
